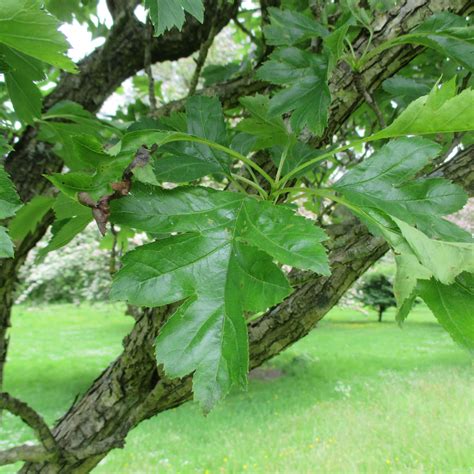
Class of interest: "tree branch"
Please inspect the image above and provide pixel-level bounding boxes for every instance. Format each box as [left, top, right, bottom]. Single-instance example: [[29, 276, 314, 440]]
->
[[0, 393, 59, 466]]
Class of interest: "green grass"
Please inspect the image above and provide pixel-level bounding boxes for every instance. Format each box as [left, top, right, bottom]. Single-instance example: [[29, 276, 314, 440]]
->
[[1, 304, 473, 473]]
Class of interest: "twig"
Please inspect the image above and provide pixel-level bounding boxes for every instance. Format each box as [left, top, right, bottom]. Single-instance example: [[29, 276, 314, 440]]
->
[[144, 17, 157, 116], [0, 393, 59, 466], [79, 145, 157, 235], [354, 73, 386, 129], [188, 24, 218, 96], [233, 16, 259, 45]]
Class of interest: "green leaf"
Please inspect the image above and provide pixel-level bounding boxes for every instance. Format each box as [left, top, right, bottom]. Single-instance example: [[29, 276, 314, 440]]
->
[[257, 47, 330, 135], [153, 154, 219, 182], [0, 226, 14, 258], [263, 7, 328, 46], [393, 253, 432, 324], [365, 12, 474, 71], [418, 274, 474, 351], [382, 76, 431, 101], [324, 22, 351, 73], [40, 102, 121, 169], [37, 206, 92, 259], [334, 137, 467, 236], [9, 196, 55, 241], [371, 78, 474, 140], [185, 95, 230, 172], [394, 218, 474, 286], [110, 185, 329, 410], [0, 44, 45, 81], [0, 136, 11, 156], [145, 0, 204, 37], [4, 70, 42, 124], [0, 0, 76, 72], [237, 95, 291, 151], [0, 165, 21, 220], [202, 63, 240, 87], [149, 96, 230, 183]]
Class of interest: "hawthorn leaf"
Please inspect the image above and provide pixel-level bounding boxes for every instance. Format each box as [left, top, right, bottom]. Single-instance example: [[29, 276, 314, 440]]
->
[[237, 95, 291, 151], [334, 137, 467, 236], [110, 185, 329, 410], [4, 70, 42, 124], [263, 7, 328, 46], [237, 199, 330, 275], [395, 218, 474, 286], [365, 12, 474, 71], [0, 226, 14, 258], [418, 274, 474, 351], [0, 0, 76, 72], [0, 45, 45, 81], [40, 102, 120, 169], [393, 253, 432, 324], [9, 196, 55, 241], [145, 0, 204, 36], [269, 141, 323, 176], [257, 47, 330, 135], [371, 80, 474, 140], [202, 63, 240, 86], [136, 97, 230, 183], [0, 165, 21, 220], [382, 76, 431, 102], [185, 95, 230, 172], [37, 205, 92, 259]]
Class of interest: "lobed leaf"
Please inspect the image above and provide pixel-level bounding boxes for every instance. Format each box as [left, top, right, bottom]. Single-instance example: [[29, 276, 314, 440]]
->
[[110, 185, 329, 410], [0, 0, 76, 72], [145, 0, 204, 37]]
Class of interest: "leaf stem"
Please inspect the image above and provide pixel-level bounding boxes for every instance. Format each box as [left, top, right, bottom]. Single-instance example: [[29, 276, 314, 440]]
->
[[231, 173, 268, 199]]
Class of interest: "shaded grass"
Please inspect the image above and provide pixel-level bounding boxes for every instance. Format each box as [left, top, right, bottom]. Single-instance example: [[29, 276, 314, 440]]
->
[[1, 304, 473, 473]]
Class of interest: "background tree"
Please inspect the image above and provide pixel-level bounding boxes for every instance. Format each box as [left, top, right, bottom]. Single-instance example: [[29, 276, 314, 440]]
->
[[357, 273, 397, 322], [0, 0, 473, 471]]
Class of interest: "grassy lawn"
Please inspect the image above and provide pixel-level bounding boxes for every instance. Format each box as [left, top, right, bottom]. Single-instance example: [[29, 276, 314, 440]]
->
[[1, 304, 473, 473]]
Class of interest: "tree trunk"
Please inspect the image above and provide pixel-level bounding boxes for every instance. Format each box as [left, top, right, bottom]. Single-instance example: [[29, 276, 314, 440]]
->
[[378, 307, 383, 323]]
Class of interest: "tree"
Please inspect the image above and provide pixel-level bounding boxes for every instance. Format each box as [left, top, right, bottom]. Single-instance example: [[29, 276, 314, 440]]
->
[[0, 0, 473, 471], [358, 273, 397, 322]]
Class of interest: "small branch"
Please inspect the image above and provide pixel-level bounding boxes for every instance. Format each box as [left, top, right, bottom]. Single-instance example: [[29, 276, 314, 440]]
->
[[0, 393, 57, 453], [0, 393, 59, 465], [188, 25, 218, 96], [233, 16, 259, 45], [353, 73, 386, 129], [144, 18, 157, 116], [0, 445, 53, 467]]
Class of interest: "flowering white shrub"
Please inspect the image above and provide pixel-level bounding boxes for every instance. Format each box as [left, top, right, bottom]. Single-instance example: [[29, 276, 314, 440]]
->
[[16, 225, 112, 304]]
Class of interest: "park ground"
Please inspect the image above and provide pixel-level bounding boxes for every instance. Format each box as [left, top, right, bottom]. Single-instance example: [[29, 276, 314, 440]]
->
[[1, 304, 473, 473]]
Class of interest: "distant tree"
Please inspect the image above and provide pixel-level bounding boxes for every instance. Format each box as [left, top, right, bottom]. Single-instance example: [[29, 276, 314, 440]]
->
[[358, 274, 397, 322]]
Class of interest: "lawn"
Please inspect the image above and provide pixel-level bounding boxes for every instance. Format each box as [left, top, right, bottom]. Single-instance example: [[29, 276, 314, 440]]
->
[[1, 304, 473, 473]]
